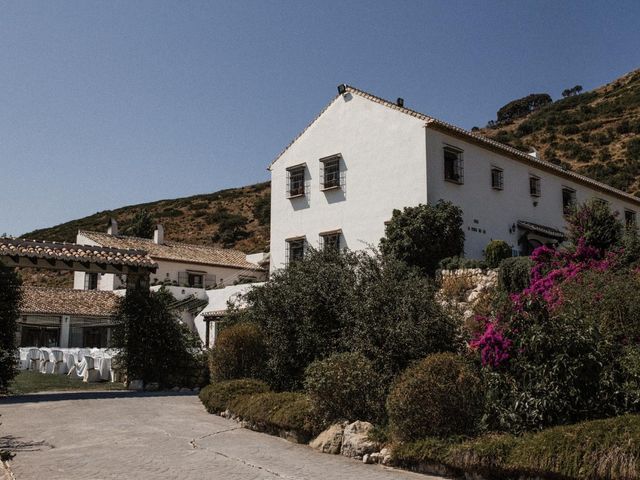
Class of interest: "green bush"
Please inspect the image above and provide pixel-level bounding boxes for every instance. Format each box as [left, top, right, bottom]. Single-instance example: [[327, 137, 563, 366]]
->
[[110, 287, 203, 388], [387, 353, 482, 441], [484, 240, 512, 268], [348, 254, 459, 383], [380, 201, 465, 276], [304, 352, 384, 425], [394, 414, 640, 480], [199, 378, 270, 414], [0, 263, 21, 391], [498, 257, 532, 293], [484, 269, 640, 434], [566, 199, 623, 251], [229, 248, 359, 391], [228, 391, 317, 439], [208, 322, 266, 382], [252, 195, 270, 226]]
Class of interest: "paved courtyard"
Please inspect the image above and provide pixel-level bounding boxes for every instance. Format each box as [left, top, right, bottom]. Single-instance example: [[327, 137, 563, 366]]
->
[[0, 391, 435, 480]]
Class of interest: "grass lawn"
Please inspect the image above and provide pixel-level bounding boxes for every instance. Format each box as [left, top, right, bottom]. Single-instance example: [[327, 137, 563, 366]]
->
[[8, 371, 126, 395]]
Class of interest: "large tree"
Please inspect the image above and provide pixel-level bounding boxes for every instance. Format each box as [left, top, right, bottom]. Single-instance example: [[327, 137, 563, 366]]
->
[[0, 262, 21, 391], [126, 209, 155, 239], [380, 201, 465, 276]]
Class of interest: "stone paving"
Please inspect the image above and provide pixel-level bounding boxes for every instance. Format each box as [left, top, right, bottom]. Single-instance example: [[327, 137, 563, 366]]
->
[[0, 391, 437, 480]]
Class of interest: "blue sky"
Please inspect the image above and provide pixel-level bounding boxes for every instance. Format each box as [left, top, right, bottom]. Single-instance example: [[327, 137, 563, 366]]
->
[[2, 0, 639, 236]]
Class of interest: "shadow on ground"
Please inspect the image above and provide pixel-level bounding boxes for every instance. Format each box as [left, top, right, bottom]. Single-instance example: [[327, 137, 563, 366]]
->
[[0, 390, 197, 405], [0, 435, 52, 453]]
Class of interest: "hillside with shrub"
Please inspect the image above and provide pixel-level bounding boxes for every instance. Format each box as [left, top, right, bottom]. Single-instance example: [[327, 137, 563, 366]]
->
[[479, 68, 640, 195]]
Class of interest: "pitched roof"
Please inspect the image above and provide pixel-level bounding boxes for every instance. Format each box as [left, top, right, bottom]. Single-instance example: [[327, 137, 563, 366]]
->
[[270, 85, 640, 207], [20, 287, 119, 317], [0, 237, 156, 268], [78, 231, 265, 272]]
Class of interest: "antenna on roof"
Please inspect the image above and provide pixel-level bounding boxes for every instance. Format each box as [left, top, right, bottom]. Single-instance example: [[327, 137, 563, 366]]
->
[[396, 98, 404, 107]]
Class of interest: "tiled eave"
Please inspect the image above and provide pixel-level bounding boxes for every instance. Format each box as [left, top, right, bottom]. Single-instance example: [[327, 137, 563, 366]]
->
[[0, 237, 157, 273]]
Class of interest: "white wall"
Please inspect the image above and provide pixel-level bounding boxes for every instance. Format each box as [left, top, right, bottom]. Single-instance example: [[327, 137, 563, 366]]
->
[[270, 92, 428, 271], [425, 128, 640, 258]]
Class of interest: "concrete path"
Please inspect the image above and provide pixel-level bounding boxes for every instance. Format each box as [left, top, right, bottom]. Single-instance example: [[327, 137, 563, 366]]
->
[[0, 391, 436, 480]]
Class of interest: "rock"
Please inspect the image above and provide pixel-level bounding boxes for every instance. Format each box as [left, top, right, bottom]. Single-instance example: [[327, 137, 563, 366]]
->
[[362, 453, 372, 464], [340, 421, 380, 458], [192, 387, 200, 394], [309, 423, 346, 454], [128, 379, 144, 391], [145, 382, 159, 392]]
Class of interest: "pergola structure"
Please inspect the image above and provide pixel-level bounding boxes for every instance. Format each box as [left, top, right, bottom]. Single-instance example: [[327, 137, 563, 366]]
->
[[0, 237, 157, 290]]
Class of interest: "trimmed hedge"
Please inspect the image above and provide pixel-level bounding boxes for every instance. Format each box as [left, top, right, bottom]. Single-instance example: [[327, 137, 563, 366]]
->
[[198, 378, 269, 414], [208, 322, 266, 382], [387, 353, 482, 441], [304, 352, 384, 425], [228, 392, 317, 440], [393, 414, 640, 480], [484, 240, 511, 268]]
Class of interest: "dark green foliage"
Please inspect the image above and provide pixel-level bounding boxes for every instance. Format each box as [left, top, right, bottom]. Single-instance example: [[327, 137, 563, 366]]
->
[[228, 391, 317, 440], [252, 195, 270, 226], [562, 85, 583, 98], [620, 228, 640, 267], [393, 414, 640, 480], [566, 199, 623, 251], [156, 208, 184, 218], [110, 287, 204, 387], [0, 263, 21, 391], [208, 322, 266, 382], [209, 207, 250, 247], [496, 93, 552, 123], [198, 378, 270, 413], [484, 240, 512, 268], [231, 249, 458, 392], [628, 137, 640, 161], [347, 254, 459, 381], [231, 249, 359, 391], [190, 201, 209, 210], [387, 353, 483, 440], [380, 201, 464, 276], [486, 271, 640, 434], [304, 352, 384, 425], [498, 257, 533, 293], [438, 256, 487, 270], [125, 209, 155, 238]]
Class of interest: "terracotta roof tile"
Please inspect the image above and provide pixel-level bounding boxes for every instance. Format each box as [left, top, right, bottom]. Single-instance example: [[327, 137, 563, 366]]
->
[[78, 231, 265, 271], [20, 287, 119, 317], [0, 237, 156, 268]]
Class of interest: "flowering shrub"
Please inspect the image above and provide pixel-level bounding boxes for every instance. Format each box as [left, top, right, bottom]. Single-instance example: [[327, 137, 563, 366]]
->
[[471, 234, 640, 433], [469, 317, 512, 368]]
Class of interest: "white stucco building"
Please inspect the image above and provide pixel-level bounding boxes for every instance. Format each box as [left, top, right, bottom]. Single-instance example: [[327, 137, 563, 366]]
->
[[269, 85, 640, 270], [73, 221, 268, 291]]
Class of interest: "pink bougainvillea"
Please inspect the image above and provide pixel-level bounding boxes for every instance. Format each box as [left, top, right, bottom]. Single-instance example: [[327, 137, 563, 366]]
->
[[469, 316, 512, 368], [512, 239, 617, 311], [469, 239, 621, 368]]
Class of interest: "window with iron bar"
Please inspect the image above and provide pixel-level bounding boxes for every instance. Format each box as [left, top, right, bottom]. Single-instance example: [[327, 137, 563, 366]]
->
[[286, 238, 306, 264], [491, 167, 504, 190], [529, 175, 541, 197], [562, 187, 576, 215], [287, 165, 306, 197], [625, 209, 637, 229], [320, 155, 341, 190], [444, 147, 464, 184], [320, 231, 341, 252]]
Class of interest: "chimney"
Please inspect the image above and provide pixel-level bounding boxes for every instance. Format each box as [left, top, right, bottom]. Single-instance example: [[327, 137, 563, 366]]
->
[[153, 224, 164, 244], [107, 218, 118, 236], [396, 98, 404, 107]]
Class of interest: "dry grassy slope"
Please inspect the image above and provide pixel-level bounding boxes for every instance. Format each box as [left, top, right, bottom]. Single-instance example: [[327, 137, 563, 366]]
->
[[479, 68, 640, 195], [18, 182, 270, 287]]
